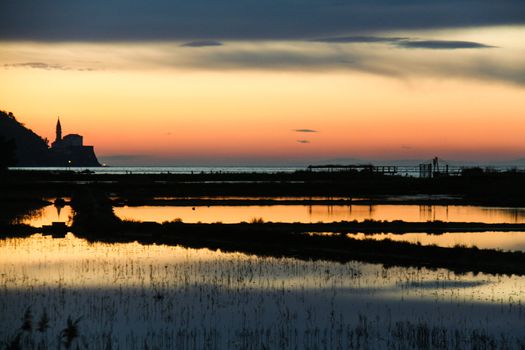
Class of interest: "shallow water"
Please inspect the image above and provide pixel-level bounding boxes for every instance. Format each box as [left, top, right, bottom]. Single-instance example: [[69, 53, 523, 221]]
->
[[10, 166, 304, 174], [114, 204, 525, 224], [1, 234, 525, 349], [152, 196, 357, 201], [350, 231, 525, 251], [15, 204, 73, 227]]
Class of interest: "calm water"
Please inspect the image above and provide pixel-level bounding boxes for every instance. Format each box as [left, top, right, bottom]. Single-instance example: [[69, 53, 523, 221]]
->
[[19, 204, 525, 251], [10, 166, 304, 174], [15, 205, 73, 227], [351, 231, 525, 251], [10, 165, 525, 176], [1, 234, 525, 349], [114, 204, 525, 224]]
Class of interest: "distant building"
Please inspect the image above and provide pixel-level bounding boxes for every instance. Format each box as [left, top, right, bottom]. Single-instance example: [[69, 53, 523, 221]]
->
[[50, 117, 101, 167]]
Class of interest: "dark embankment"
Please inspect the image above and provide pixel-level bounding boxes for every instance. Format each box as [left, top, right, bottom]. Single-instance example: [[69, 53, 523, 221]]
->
[[5, 167, 525, 206], [76, 221, 525, 276]]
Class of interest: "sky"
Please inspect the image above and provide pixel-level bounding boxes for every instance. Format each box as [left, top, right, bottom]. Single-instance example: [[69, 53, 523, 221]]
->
[[1, 1, 525, 166]]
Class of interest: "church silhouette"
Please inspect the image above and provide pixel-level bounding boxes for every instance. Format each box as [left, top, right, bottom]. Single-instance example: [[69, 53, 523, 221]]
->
[[49, 118, 101, 167]]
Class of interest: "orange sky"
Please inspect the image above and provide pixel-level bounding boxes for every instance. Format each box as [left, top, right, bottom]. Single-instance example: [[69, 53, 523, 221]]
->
[[1, 26, 525, 165]]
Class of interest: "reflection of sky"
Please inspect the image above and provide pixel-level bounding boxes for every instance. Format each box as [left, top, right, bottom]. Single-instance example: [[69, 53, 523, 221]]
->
[[0, 234, 522, 302], [18, 205, 72, 227], [2, 234, 525, 347], [351, 231, 525, 251], [153, 196, 357, 201], [114, 204, 525, 224]]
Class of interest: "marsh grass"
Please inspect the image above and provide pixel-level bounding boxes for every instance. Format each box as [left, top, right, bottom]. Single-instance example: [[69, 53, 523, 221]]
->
[[2, 306, 82, 350], [249, 217, 265, 224], [2, 234, 525, 349]]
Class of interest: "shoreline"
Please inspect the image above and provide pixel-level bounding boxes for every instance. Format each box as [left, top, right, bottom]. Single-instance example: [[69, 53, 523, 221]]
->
[[4, 169, 525, 206]]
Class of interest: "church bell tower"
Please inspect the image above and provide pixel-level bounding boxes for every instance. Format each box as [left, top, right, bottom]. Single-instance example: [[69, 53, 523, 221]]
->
[[55, 117, 62, 143]]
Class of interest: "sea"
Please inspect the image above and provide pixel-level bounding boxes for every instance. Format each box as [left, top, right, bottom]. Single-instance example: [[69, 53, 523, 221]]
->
[[10, 164, 525, 177], [9, 166, 305, 174]]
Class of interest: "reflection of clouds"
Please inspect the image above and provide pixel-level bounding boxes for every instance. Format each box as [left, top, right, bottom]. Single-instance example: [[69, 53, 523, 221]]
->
[[353, 231, 525, 252], [117, 204, 525, 224], [0, 234, 515, 295], [19, 205, 72, 227], [2, 229, 525, 350]]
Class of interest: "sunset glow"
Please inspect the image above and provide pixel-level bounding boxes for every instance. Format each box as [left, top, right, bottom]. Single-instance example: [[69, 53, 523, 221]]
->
[[1, 17, 525, 165]]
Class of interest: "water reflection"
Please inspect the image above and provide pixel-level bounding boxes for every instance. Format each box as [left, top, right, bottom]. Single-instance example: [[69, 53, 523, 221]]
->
[[16, 204, 72, 227], [351, 231, 525, 251], [0, 233, 522, 298], [1, 234, 525, 348], [115, 204, 525, 224], [153, 196, 357, 201]]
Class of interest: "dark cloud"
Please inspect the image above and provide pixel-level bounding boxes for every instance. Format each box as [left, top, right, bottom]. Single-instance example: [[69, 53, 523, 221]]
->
[[189, 49, 360, 71], [181, 46, 405, 77], [181, 40, 223, 47], [471, 63, 525, 86], [396, 40, 495, 49], [294, 129, 318, 133], [314, 36, 493, 50], [312, 36, 408, 43], [177, 41, 525, 85], [1, 1, 524, 41], [4, 62, 68, 70], [3, 62, 94, 71], [195, 48, 525, 87], [297, 140, 310, 144]]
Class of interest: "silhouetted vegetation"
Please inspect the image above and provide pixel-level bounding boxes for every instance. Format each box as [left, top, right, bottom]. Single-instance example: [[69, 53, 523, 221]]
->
[[102, 221, 525, 276], [2, 308, 81, 350], [0, 136, 17, 172], [3, 304, 522, 349], [61, 316, 82, 349], [0, 111, 50, 166], [0, 110, 100, 167]]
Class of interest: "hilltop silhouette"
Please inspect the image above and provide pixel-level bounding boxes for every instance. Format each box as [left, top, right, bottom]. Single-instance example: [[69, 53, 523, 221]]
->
[[0, 110, 100, 167]]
